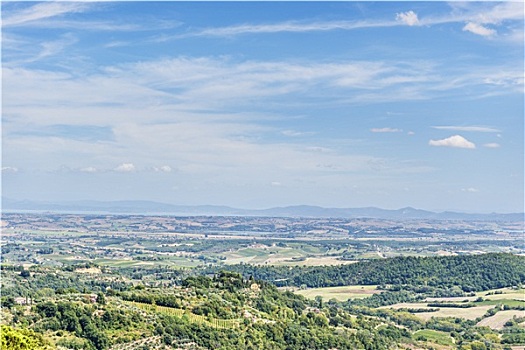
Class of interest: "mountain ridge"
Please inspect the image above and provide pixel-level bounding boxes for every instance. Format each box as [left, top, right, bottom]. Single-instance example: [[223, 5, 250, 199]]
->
[[2, 197, 523, 221]]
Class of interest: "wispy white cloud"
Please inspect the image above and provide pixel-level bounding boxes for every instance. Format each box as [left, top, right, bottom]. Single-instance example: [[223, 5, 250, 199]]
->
[[153, 165, 172, 173], [2, 166, 19, 173], [1, 2, 522, 212], [25, 34, 78, 63], [502, 27, 525, 44], [463, 22, 495, 37], [114, 163, 136, 172], [396, 11, 420, 26], [19, 19, 176, 32], [462, 187, 479, 193], [436, 2, 523, 41], [432, 126, 500, 133], [177, 19, 398, 38], [170, 2, 522, 40], [108, 57, 444, 108], [429, 135, 476, 149], [457, 2, 524, 24], [79, 166, 98, 173], [370, 127, 403, 133], [484, 143, 501, 148], [423, 2, 524, 26], [104, 41, 131, 48], [305, 146, 332, 153], [3, 56, 520, 139], [281, 130, 314, 137], [2, 2, 92, 27], [2, 2, 179, 32]]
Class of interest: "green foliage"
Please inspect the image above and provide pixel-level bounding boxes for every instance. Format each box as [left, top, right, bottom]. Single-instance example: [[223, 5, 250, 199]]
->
[[427, 302, 476, 308], [3, 253, 524, 350], [0, 325, 53, 350], [1, 296, 16, 309], [346, 290, 423, 308], [502, 326, 525, 344], [96, 292, 106, 305], [223, 253, 525, 290]]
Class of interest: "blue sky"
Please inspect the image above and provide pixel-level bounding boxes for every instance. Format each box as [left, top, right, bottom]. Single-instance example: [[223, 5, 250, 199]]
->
[[2, 1, 524, 213]]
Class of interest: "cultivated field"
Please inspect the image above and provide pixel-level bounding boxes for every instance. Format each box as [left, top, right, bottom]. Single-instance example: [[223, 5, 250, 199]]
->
[[476, 310, 525, 330], [413, 329, 454, 346], [293, 285, 380, 301], [382, 302, 495, 320], [425, 288, 525, 303], [384, 287, 525, 321]]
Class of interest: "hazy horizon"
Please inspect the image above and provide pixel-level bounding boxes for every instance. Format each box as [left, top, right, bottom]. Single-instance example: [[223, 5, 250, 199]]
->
[[3, 197, 524, 216], [2, 2, 524, 213]]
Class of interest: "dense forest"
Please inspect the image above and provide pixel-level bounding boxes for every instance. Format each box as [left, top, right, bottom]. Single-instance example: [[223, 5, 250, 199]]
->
[[220, 253, 525, 289]]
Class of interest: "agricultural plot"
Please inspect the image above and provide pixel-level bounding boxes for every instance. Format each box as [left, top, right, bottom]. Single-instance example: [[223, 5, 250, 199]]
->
[[271, 256, 357, 266], [411, 305, 496, 321], [221, 245, 341, 266], [413, 329, 454, 346], [480, 288, 525, 301], [476, 310, 525, 330], [384, 303, 494, 320], [294, 285, 380, 301], [3, 214, 524, 273], [510, 346, 525, 350], [426, 288, 525, 303], [385, 290, 524, 322], [127, 301, 241, 329]]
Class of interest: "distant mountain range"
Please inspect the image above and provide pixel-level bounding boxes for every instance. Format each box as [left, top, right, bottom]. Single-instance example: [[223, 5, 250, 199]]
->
[[2, 198, 523, 221]]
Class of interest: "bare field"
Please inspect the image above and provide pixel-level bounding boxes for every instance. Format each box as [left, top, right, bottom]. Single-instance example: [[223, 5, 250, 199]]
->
[[479, 290, 525, 301], [476, 310, 525, 330], [222, 246, 358, 266], [414, 305, 495, 321], [269, 257, 358, 266], [75, 267, 102, 274], [380, 303, 430, 310], [294, 285, 380, 301], [383, 303, 494, 321], [383, 287, 525, 322], [425, 288, 525, 303]]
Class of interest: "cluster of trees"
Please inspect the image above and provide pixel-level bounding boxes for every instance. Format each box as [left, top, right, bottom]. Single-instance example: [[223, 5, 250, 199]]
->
[[427, 302, 476, 308], [145, 276, 412, 350], [502, 326, 525, 344], [345, 290, 423, 308], [34, 301, 113, 349], [154, 314, 408, 350], [1, 264, 128, 298], [220, 253, 525, 290], [1, 325, 51, 350]]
